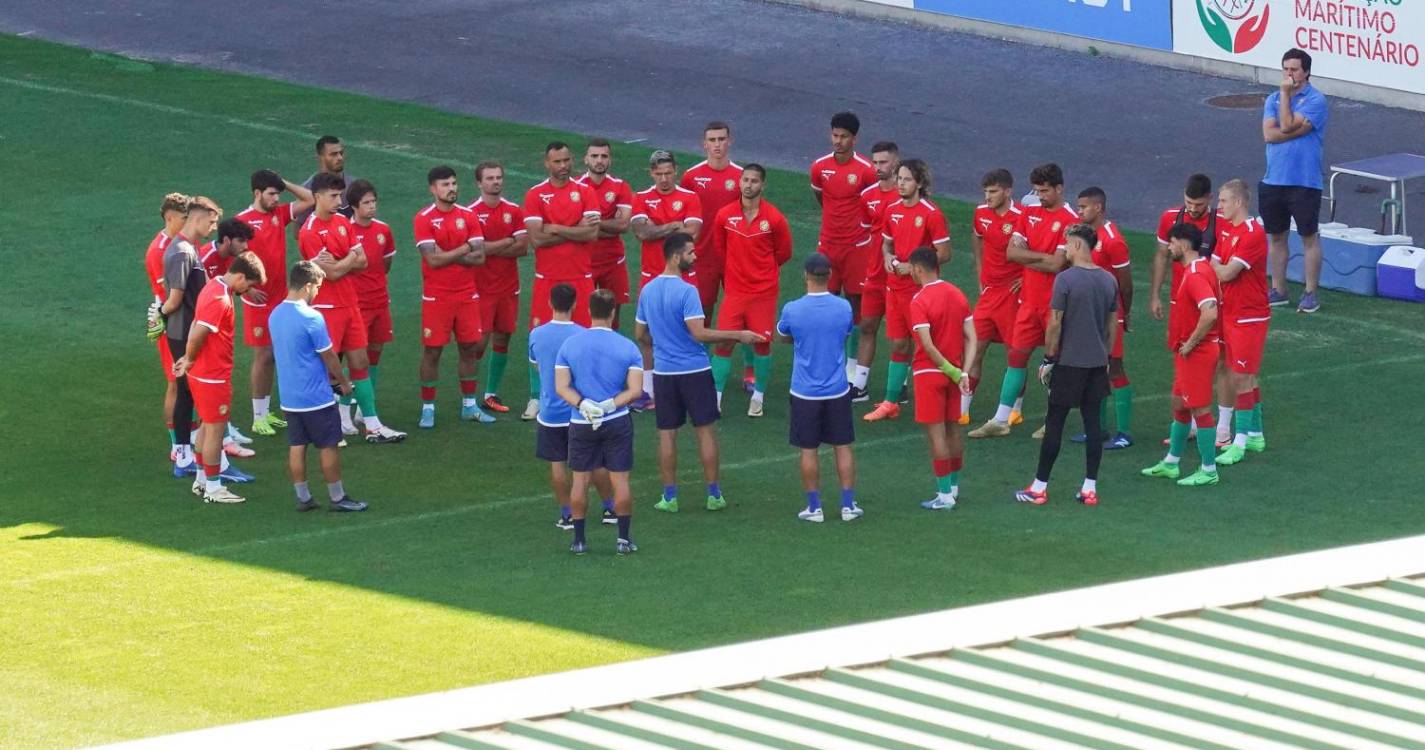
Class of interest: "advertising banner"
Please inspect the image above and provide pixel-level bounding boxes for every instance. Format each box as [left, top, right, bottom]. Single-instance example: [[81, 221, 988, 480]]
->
[[1173, 0, 1425, 94], [912, 0, 1173, 50]]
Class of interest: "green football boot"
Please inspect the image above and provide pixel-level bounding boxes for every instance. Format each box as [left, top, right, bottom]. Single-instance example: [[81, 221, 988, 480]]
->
[[1245, 435, 1267, 453], [653, 497, 679, 513], [706, 494, 727, 511], [1216, 445, 1247, 466], [1140, 461, 1181, 479], [1176, 468, 1220, 487]]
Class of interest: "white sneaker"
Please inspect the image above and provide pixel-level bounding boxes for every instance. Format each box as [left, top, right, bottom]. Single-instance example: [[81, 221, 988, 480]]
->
[[920, 496, 957, 511], [203, 485, 246, 504], [747, 397, 764, 418], [226, 423, 253, 446], [191, 476, 205, 498], [339, 407, 359, 436], [521, 399, 540, 422], [797, 506, 824, 523], [841, 503, 865, 521], [365, 424, 407, 443]]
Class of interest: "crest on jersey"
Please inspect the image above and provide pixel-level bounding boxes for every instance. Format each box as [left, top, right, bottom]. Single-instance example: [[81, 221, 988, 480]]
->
[[338, 225, 347, 237], [1001, 223, 1013, 235], [759, 220, 770, 231], [725, 179, 735, 190], [570, 191, 581, 202], [1051, 221, 1061, 232], [604, 191, 615, 203], [423, 327, 432, 339], [254, 326, 264, 338], [270, 217, 278, 227], [377, 234, 386, 246], [503, 212, 512, 224], [848, 173, 858, 185], [672, 200, 683, 211], [219, 404, 228, 416], [456, 218, 466, 230], [914, 216, 924, 228]]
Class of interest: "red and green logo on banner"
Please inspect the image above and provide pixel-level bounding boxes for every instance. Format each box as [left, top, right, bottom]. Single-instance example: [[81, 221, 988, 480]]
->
[[1197, 0, 1271, 53]]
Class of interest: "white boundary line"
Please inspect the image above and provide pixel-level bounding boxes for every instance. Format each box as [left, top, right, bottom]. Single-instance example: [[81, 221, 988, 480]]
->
[[90, 533, 1425, 750]]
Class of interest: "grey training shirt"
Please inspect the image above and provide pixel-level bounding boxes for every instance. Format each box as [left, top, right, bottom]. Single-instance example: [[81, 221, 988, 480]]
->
[[162, 235, 208, 341], [1050, 264, 1118, 369]]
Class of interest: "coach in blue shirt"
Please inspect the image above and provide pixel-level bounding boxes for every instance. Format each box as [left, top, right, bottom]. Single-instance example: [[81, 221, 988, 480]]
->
[[776, 253, 861, 523], [1260, 47, 1329, 314]]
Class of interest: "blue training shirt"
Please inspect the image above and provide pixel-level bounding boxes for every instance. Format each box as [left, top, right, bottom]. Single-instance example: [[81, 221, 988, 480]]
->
[[555, 327, 643, 424], [777, 291, 853, 400], [268, 299, 337, 411], [528, 319, 584, 427], [1263, 84, 1328, 190], [635, 275, 710, 375]]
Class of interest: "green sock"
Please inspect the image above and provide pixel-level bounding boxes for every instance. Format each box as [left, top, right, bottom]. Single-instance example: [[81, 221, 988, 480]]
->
[[1168, 420, 1190, 459], [886, 360, 910, 403], [1234, 409, 1252, 439], [998, 367, 1027, 409], [368, 364, 380, 392], [949, 471, 959, 491], [487, 350, 508, 395], [1251, 403, 1264, 434], [741, 343, 755, 371], [1114, 385, 1134, 434], [528, 367, 540, 401], [935, 473, 953, 495], [421, 380, 438, 406], [752, 353, 772, 395], [166, 427, 176, 444], [710, 354, 733, 394], [352, 378, 378, 419], [340, 393, 356, 407], [1195, 428, 1217, 470]]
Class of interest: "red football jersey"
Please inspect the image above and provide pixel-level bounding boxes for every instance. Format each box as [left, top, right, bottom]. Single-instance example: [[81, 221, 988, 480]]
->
[[1215, 217, 1270, 323], [810, 152, 878, 248], [348, 219, 396, 308], [414, 202, 483, 299], [680, 161, 743, 266], [145, 230, 173, 300], [972, 202, 1023, 289], [909, 279, 972, 373], [1092, 220, 1131, 321], [575, 172, 634, 268], [1170, 258, 1223, 349], [190, 277, 237, 381], [1013, 203, 1079, 308], [1157, 207, 1222, 297], [523, 179, 600, 280], [199, 241, 234, 278], [298, 213, 362, 309], [468, 197, 526, 298], [713, 199, 793, 297], [859, 183, 898, 288], [632, 186, 704, 278], [882, 197, 950, 292], [234, 202, 295, 303]]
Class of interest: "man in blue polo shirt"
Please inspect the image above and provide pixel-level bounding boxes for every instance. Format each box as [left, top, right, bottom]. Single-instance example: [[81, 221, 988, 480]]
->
[[1261, 47, 1329, 314], [776, 253, 861, 523], [634, 232, 764, 514], [268, 260, 368, 512], [555, 290, 644, 556]]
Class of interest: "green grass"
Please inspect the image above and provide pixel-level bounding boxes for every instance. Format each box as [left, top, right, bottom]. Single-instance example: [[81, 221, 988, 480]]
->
[[2, 34, 1424, 749]]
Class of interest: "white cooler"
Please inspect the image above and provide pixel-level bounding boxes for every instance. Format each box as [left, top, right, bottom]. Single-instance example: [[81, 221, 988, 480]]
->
[[1377, 245, 1425, 303]]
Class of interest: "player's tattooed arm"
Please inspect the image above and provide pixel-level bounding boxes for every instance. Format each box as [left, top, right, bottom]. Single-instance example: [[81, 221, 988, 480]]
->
[[457, 237, 486, 266], [416, 239, 467, 268], [631, 217, 678, 242], [599, 206, 631, 237]]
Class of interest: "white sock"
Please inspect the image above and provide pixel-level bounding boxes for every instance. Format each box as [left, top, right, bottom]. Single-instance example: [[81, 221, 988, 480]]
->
[[206, 473, 223, 493], [1233, 433, 1247, 448], [365, 415, 384, 431], [462, 396, 477, 407], [252, 397, 270, 421], [175, 445, 194, 465], [1164, 453, 1180, 464], [960, 391, 973, 414], [853, 365, 870, 389], [752, 390, 764, 402], [1013, 396, 1024, 412], [422, 402, 435, 412], [937, 491, 956, 503], [1248, 430, 1263, 438], [1216, 406, 1233, 440], [642, 370, 654, 396], [847, 358, 859, 373], [1030, 479, 1048, 492], [484, 392, 496, 400], [993, 404, 1013, 422], [1081, 478, 1097, 492]]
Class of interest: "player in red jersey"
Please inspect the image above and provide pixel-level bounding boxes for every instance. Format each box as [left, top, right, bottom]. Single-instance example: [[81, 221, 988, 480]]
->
[[1074, 186, 1135, 449], [709, 164, 793, 417], [577, 139, 634, 324], [906, 248, 975, 510], [631, 150, 704, 408], [174, 252, 267, 504], [234, 170, 314, 437], [969, 163, 1079, 439], [1212, 179, 1271, 466], [466, 161, 529, 417], [810, 112, 878, 321], [345, 179, 397, 414], [415, 165, 490, 428], [298, 173, 406, 444], [850, 141, 900, 403], [1143, 223, 1224, 487], [146, 193, 191, 459], [961, 169, 1025, 426], [681, 122, 750, 388], [199, 219, 254, 278], [863, 160, 951, 422]]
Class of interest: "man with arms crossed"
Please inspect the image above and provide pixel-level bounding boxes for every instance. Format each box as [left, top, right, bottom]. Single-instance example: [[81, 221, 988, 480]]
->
[[465, 162, 530, 418], [850, 141, 900, 402], [631, 150, 703, 409], [576, 139, 634, 326], [1213, 179, 1271, 466], [345, 179, 398, 424], [962, 169, 1024, 427], [1262, 48, 1329, 314]]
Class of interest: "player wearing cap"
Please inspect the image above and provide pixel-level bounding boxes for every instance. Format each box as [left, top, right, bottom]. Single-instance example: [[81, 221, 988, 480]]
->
[[863, 159, 951, 422], [905, 248, 974, 510], [344, 180, 398, 423], [849, 141, 899, 403], [810, 112, 877, 342], [776, 253, 861, 522], [631, 150, 703, 409], [576, 139, 634, 326], [969, 163, 1078, 439], [961, 169, 1025, 426], [1212, 179, 1270, 466], [710, 164, 793, 418], [415, 165, 490, 429], [145, 193, 193, 469], [235, 170, 314, 438], [555, 290, 644, 556], [465, 161, 530, 418], [1072, 187, 1134, 449], [1142, 224, 1224, 487]]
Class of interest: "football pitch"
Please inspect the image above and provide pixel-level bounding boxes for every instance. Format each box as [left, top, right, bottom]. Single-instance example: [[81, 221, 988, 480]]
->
[[3, 34, 1424, 749]]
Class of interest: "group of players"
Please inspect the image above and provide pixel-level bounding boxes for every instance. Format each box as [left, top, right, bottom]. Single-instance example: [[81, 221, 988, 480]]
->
[[143, 113, 1272, 553]]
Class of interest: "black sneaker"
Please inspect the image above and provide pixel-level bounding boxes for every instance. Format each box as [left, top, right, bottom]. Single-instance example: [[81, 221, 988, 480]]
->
[[329, 496, 369, 512], [849, 385, 869, 403], [295, 499, 320, 513], [555, 515, 574, 530], [601, 508, 618, 525]]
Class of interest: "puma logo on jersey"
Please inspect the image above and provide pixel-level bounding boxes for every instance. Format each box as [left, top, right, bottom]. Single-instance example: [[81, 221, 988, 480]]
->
[[977, 218, 992, 230], [538, 193, 554, 204], [431, 218, 443, 228], [1028, 216, 1043, 227], [692, 176, 711, 188]]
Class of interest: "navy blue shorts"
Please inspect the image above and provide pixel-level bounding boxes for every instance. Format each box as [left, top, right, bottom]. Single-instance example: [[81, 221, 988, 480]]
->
[[653, 370, 720, 430], [1258, 182, 1322, 237], [285, 404, 342, 449], [788, 392, 855, 449], [568, 414, 634, 472], [535, 423, 569, 463]]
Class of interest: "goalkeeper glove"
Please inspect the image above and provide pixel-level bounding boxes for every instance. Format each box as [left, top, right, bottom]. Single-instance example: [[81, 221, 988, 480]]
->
[[578, 398, 606, 425], [594, 398, 618, 414], [938, 360, 963, 384], [146, 302, 166, 341]]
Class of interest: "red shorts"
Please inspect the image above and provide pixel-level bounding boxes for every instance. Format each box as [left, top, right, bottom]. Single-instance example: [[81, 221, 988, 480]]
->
[[860, 285, 886, 319], [156, 337, 176, 383], [531, 276, 594, 329], [885, 286, 917, 340], [913, 371, 961, 424], [1173, 341, 1220, 410], [479, 292, 518, 336], [695, 261, 723, 311], [190, 377, 233, 424], [639, 270, 697, 292], [320, 306, 368, 353], [716, 293, 776, 342], [973, 286, 1021, 345], [1010, 303, 1052, 351], [1109, 319, 1126, 360], [1224, 321, 1267, 374], [822, 241, 869, 296], [423, 294, 483, 347], [361, 304, 393, 346], [592, 261, 631, 305], [242, 300, 272, 347]]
